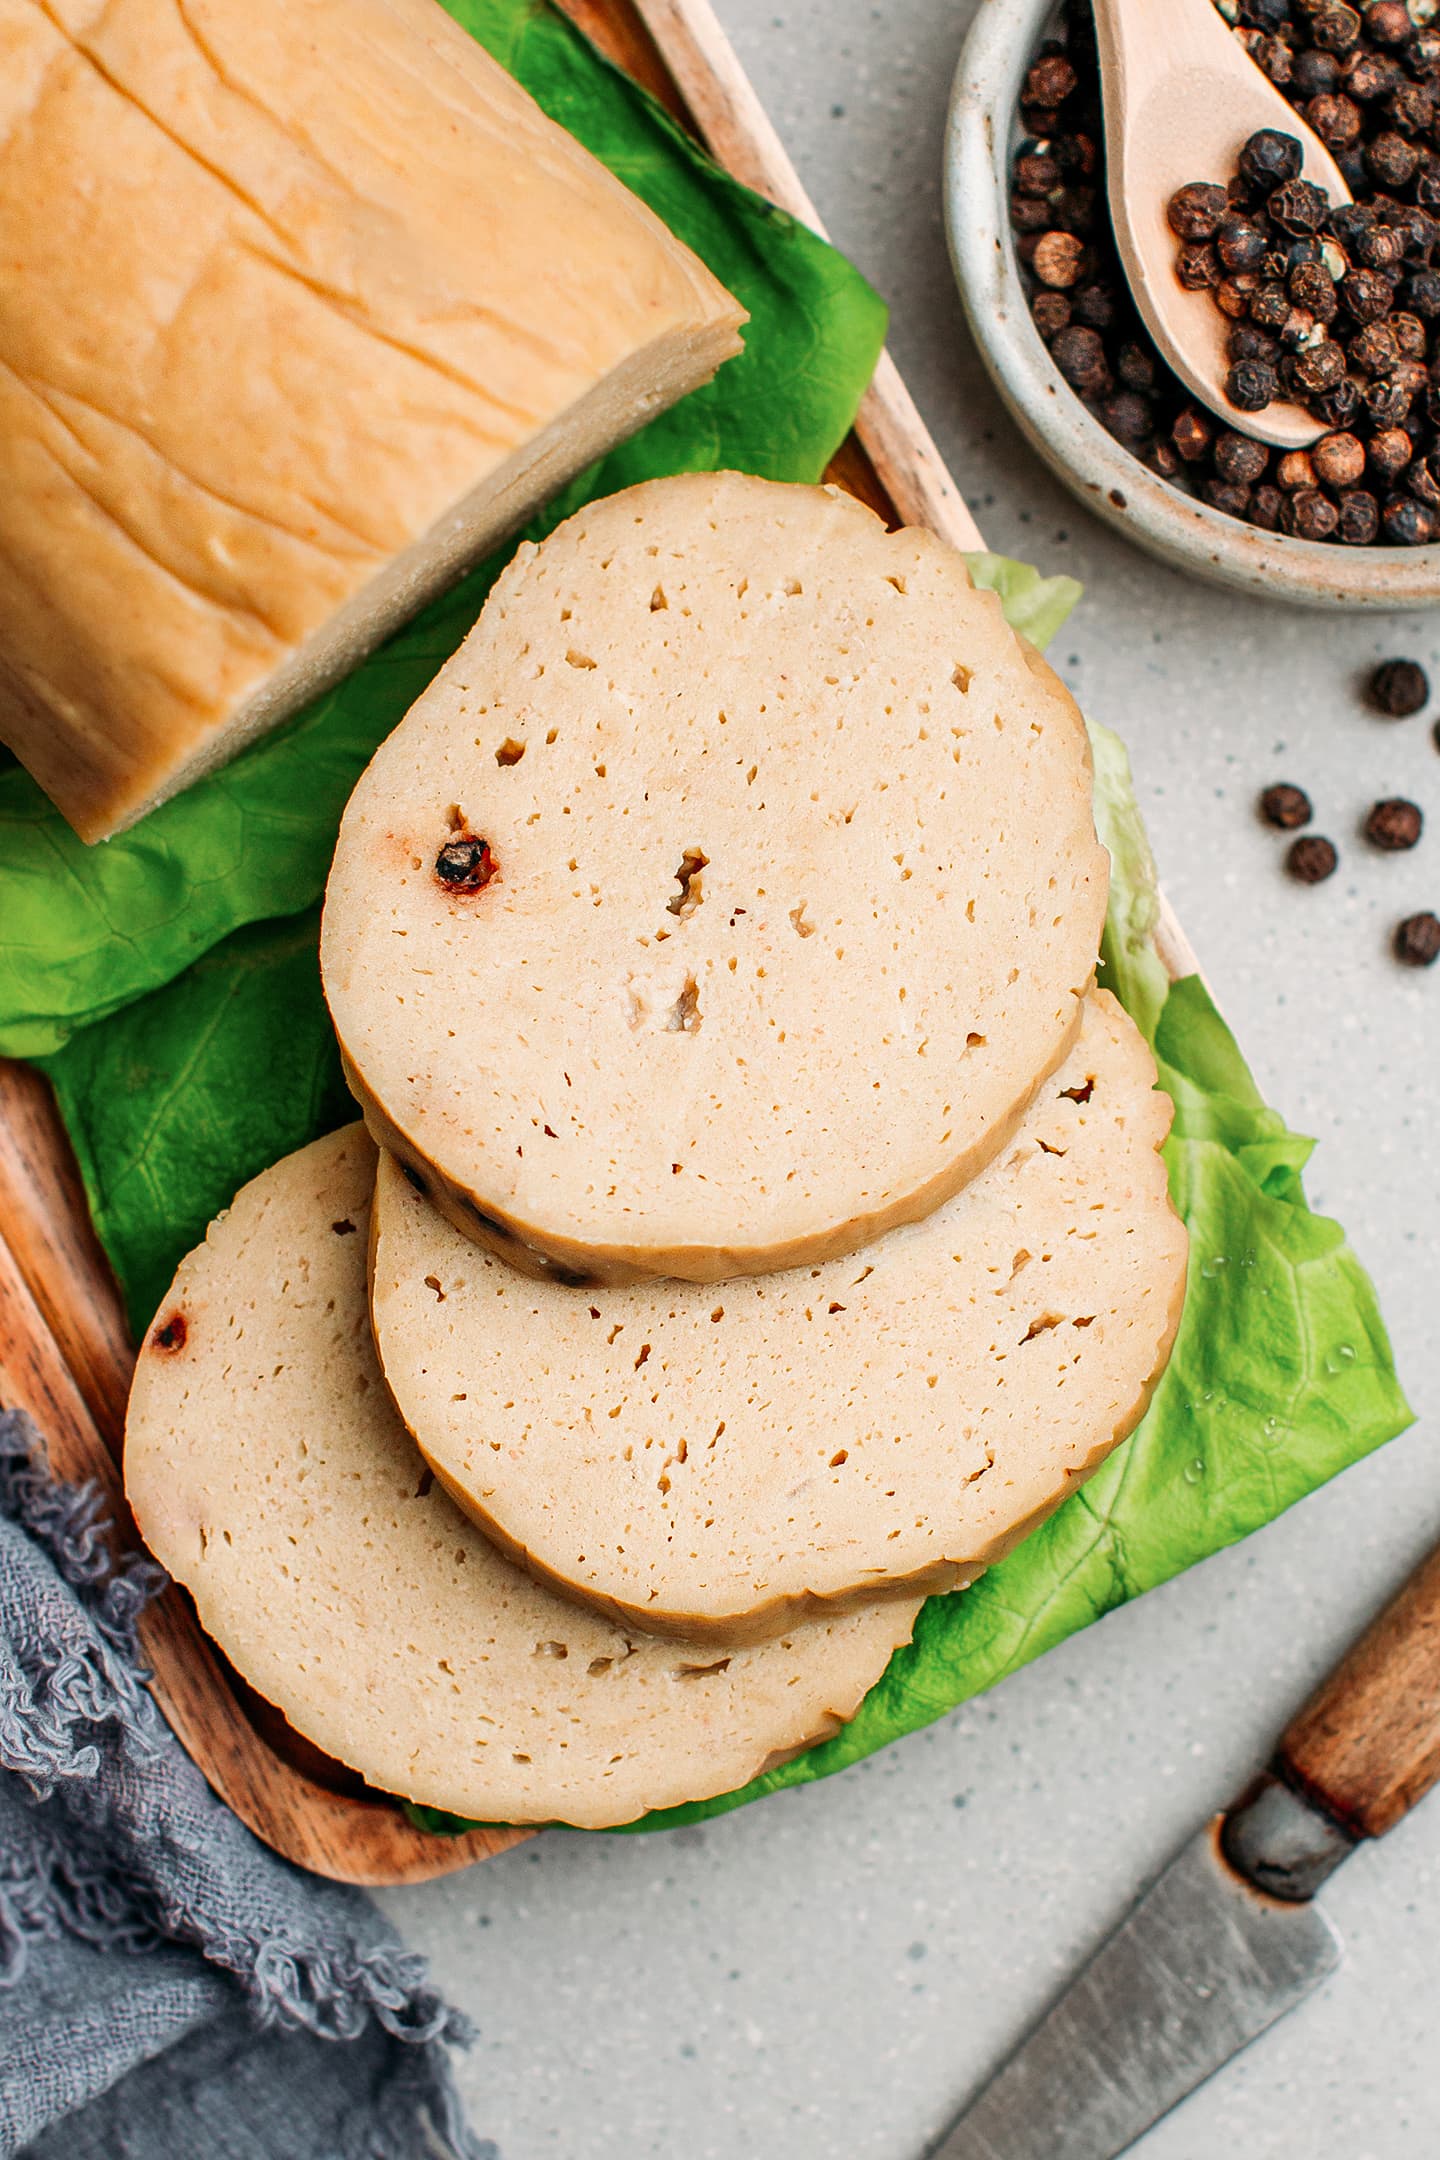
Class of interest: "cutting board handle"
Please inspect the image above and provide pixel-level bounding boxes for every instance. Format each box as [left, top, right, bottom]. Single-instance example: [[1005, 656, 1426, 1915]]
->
[[1278, 1540, 1440, 1841]]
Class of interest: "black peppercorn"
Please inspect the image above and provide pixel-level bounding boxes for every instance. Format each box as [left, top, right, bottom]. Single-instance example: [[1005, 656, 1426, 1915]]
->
[[1390, 313, 1428, 361], [1395, 911, 1440, 965], [1341, 266, 1395, 322], [1337, 146, 1373, 195], [1296, 48, 1342, 99], [1230, 322, 1282, 365], [1268, 177, 1331, 234], [1228, 358, 1281, 411], [1366, 130, 1421, 188], [1278, 449, 1319, 491], [1218, 217, 1270, 273], [1316, 375, 1364, 429], [1203, 478, 1255, 518], [1239, 128, 1304, 192], [1350, 318, 1403, 376], [1071, 282, 1118, 329], [1172, 407, 1214, 462], [1290, 260, 1340, 321], [1368, 426, 1414, 481], [1383, 494, 1435, 543], [1289, 338, 1347, 393], [1054, 133, 1098, 178], [1216, 273, 1263, 319], [1387, 82, 1434, 138], [1051, 323, 1112, 394], [1365, 376, 1415, 428], [1370, 658, 1430, 714], [1338, 487, 1382, 543], [1052, 185, 1099, 237], [1177, 242, 1223, 290], [1403, 268, 1440, 316], [1261, 783, 1314, 829], [1365, 796, 1424, 849], [1287, 834, 1340, 881], [1239, 0, 1289, 31], [1306, 91, 1364, 149], [1282, 486, 1342, 539], [1168, 181, 1230, 241], [1250, 483, 1286, 529], [1314, 430, 1367, 486], [1099, 390, 1153, 442], [1364, 1, 1413, 47], [1014, 152, 1062, 198], [1344, 49, 1401, 99], [1246, 30, 1295, 87], [1031, 290, 1072, 341], [434, 835, 496, 892], [1250, 280, 1295, 329], [1116, 342, 1158, 393], [1408, 451, 1440, 508], [1352, 220, 1404, 268], [1215, 429, 1271, 484], [1031, 231, 1087, 287], [1011, 193, 1052, 235], [1025, 54, 1078, 107], [1313, 3, 1362, 54]]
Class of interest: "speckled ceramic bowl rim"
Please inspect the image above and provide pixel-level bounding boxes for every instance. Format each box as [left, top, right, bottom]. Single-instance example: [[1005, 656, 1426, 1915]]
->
[[944, 0, 1440, 610]]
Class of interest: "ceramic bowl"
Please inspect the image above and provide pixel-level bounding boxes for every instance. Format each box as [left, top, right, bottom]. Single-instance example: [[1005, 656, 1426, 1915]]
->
[[944, 0, 1440, 610]]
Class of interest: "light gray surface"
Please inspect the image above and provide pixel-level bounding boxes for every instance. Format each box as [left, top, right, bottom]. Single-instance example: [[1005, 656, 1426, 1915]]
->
[[378, 4, 1440, 2152]]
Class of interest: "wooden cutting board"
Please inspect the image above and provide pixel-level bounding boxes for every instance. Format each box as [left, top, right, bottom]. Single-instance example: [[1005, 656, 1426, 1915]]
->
[[0, 0, 1198, 1885]]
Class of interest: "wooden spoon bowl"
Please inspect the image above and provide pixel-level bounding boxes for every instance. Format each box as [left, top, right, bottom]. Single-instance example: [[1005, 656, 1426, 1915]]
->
[[1093, 0, 1351, 451]]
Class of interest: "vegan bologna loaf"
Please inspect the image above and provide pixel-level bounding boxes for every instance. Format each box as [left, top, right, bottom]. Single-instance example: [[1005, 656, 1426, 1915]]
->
[[124, 1126, 921, 1828], [371, 993, 1188, 1643], [323, 472, 1109, 1283], [0, 0, 743, 842]]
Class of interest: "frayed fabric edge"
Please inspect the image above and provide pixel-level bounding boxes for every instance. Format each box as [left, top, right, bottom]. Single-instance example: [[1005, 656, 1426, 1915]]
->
[[0, 1408, 476, 2056]]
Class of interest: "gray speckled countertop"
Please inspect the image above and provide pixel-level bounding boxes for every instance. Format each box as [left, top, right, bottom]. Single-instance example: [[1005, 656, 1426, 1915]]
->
[[379, 4, 1440, 2150]]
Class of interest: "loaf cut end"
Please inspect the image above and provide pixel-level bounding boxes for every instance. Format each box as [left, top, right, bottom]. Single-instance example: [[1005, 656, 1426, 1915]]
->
[[0, 0, 744, 841]]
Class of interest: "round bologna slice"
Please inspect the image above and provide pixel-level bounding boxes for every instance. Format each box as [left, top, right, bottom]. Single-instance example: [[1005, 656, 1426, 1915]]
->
[[123, 1126, 920, 1830], [371, 992, 1188, 1644], [322, 470, 1108, 1284]]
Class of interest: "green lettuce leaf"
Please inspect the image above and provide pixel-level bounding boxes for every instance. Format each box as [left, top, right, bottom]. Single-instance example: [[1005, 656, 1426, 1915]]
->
[[44, 910, 348, 1342], [965, 553, 1083, 654], [0, 0, 886, 1061]]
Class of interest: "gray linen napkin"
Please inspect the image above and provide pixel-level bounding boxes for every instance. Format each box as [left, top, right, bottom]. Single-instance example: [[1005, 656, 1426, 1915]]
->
[[0, 1408, 491, 2160]]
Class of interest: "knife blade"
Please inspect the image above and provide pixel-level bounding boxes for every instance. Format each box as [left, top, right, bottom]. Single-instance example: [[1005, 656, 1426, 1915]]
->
[[929, 1812, 1340, 2160], [930, 1535, 1440, 2160]]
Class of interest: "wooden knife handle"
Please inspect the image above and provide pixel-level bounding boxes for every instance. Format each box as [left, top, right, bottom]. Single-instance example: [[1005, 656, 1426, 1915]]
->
[[1279, 1541, 1440, 1840]]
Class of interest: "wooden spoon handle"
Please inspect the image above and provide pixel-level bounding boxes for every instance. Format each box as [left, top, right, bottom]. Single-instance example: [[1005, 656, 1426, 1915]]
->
[[1279, 1542, 1440, 1841]]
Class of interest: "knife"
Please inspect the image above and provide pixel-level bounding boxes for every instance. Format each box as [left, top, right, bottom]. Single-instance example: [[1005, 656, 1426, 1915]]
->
[[931, 1536, 1440, 2160]]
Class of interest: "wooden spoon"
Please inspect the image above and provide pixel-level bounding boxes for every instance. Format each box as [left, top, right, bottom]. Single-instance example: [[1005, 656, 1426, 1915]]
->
[[1093, 0, 1352, 451]]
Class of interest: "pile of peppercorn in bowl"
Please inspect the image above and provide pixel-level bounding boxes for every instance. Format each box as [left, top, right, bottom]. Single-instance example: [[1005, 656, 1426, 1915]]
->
[[946, 0, 1440, 607]]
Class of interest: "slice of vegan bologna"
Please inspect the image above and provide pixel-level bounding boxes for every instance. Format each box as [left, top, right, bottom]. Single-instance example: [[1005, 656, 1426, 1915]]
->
[[370, 994, 1188, 1644], [124, 1126, 921, 1830], [321, 471, 1109, 1284]]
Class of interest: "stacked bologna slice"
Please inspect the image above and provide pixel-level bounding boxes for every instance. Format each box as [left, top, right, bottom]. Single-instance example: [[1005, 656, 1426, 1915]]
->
[[125, 473, 1189, 1828]]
